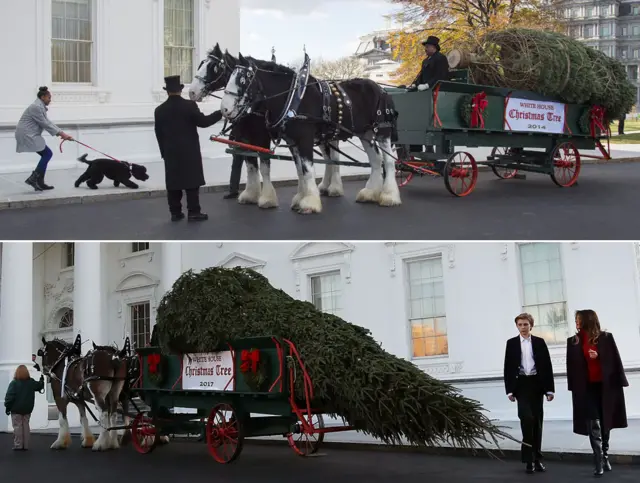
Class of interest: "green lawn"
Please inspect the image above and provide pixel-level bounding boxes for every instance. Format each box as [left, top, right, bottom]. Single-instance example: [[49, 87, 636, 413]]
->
[[611, 119, 640, 132], [609, 132, 640, 144]]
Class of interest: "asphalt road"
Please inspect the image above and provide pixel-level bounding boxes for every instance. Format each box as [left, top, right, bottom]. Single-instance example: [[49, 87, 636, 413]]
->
[[1, 434, 637, 483], [1, 163, 639, 240]]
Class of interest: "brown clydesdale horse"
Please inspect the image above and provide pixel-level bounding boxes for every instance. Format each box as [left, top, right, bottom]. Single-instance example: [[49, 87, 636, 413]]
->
[[36, 334, 128, 451]]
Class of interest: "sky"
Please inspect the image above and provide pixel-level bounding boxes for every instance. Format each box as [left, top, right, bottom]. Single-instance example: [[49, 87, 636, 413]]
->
[[239, 0, 401, 66]]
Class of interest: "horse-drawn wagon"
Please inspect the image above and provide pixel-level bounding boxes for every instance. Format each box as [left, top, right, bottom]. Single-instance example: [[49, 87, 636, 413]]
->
[[127, 336, 352, 463], [188, 43, 612, 211], [386, 72, 611, 196]]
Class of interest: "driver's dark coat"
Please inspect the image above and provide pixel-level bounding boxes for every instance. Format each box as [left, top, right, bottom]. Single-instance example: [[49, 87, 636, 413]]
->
[[414, 51, 450, 87], [154, 95, 222, 190]]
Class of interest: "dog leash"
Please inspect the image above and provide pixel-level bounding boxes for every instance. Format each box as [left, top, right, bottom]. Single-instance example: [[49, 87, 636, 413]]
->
[[59, 138, 125, 163]]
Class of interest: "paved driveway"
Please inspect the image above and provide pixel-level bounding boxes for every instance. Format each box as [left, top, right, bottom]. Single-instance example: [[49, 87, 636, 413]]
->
[[0, 163, 639, 240], [1, 434, 638, 483]]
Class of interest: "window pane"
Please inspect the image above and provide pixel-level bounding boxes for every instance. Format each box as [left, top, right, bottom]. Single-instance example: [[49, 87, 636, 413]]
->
[[51, 0, 92, 83], [309, 271, 342, 316], [164, 0, 194, 78], [407, 257, 448, 358]]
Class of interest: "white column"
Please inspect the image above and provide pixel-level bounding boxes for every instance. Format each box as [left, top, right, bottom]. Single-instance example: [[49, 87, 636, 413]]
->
[[73, 242, 104, 346], [0, 242, 34, 367], [0, 243, 34, 432], [162, 243, 183, 294]]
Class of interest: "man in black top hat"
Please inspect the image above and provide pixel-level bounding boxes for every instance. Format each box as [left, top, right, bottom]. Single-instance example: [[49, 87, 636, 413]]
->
[[408, 36, 451, 154], [154, 75, 223, 222], [408, 36, 450, 92]]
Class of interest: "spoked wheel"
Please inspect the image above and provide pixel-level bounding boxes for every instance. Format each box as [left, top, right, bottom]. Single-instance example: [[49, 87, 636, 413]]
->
[[287, 413, 325, 456], [131, 413, 158, 454], [550, 142, 581, 187], [206, 403, 244, 464], [490, 147, 518, 179], [444, 151, 478, 197]]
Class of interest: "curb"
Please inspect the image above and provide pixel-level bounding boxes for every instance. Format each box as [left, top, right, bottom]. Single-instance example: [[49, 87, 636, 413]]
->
[[0, 174, 371, 211], [241, 438, 640, 465], [1, 156, 640, 211]]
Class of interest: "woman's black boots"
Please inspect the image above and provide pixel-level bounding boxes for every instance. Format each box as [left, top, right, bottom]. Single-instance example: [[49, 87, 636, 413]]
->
[[24, 170, 53, 191], [602, 429, 612, 471], [589, 420, 605, 476]]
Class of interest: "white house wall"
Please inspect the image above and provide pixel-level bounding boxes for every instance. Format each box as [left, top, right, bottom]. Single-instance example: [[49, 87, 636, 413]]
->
[[2, 241, 640, 436], [0, 0, 240, 172]]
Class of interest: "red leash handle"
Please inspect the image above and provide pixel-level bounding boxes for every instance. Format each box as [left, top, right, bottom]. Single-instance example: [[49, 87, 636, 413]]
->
[[210, 136, 274, 154], [59, 138, 124, 163]]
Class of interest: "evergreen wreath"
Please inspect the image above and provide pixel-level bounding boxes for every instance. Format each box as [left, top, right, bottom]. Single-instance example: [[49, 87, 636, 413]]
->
[[458, 92, 488, 129], [146, 353, 167, 387], [459, 94, 473, 127], [240, 348, 270, 392]]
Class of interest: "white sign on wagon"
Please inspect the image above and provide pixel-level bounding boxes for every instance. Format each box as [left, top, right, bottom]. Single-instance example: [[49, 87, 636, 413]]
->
[[504, 97, 566, 134], [182, 351, 234, 391]]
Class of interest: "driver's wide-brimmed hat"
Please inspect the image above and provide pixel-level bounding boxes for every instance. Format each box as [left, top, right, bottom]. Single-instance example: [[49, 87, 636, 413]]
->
[[421, 36, 441, 50]]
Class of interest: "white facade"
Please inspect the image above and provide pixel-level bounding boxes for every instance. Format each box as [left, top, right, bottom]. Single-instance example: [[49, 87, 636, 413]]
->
[[0, 0, 240, 173], [1, 241, 639, 437]]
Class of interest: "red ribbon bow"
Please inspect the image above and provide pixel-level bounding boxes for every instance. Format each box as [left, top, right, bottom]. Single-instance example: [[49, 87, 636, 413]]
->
[[147, 354, 161, 374], [470, 92, 488, 129], [240, 349, 260, 373], [589, 105, 606, 138]]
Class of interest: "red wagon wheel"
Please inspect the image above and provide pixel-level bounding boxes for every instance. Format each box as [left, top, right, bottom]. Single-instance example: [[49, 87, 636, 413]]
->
[[131, 413, 158, 454], [444, 151, 478, 197], [550, 142, 581, 187], [490, 147, 518, 179], [206, 403, 244, 464], [395, 161, 414, 187], [287, 413, 325, 456]]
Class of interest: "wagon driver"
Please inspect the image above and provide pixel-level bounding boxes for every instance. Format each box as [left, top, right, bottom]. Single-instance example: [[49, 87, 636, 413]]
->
[[407, 36, 450, 154], [407, 36, 450, 92]]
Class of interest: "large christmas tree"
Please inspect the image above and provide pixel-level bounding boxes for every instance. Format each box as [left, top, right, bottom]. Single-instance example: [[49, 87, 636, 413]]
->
[[468, 28, 635, 121], [154, 266, 513, 450]]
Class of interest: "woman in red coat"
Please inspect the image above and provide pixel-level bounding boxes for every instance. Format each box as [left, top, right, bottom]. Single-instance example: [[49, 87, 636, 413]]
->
[[566, 310, 629, 476]]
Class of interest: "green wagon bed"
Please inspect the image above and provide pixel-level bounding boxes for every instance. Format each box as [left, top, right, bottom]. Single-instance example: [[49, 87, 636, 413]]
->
[[127, 336, 351, 463]]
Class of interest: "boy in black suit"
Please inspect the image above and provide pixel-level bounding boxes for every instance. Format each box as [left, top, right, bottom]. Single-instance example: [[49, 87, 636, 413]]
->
[[503, 313, 555, 474]]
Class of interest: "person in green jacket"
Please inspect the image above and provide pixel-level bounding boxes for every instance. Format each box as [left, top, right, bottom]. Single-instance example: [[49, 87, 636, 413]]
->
[[4, 363, 45, 450]]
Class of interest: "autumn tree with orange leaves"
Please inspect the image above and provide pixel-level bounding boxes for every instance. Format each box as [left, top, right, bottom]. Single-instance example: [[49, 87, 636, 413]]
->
[[387, 0, 564, 85]]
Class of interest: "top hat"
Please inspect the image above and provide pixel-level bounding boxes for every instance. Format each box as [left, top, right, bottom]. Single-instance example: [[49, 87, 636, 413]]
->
[[163, 75, 184, 93], [421, 36, 440, 48]]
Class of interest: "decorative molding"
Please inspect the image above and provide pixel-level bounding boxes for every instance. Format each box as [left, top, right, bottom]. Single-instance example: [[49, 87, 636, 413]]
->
[[385, 242, 397, 277], [419, 361, 464, 376], [115, 271, 160, 293], [204, 0, 212, 8], [500, 243, 508, 261], [44, 277, 74, 302], [551, 354, 567, 366], [217, 252, 267, 270], [45, 298, 74, 331], [447, 244, 456, 268], [293, 261, 301, 294], [570, 242, 579, 250], [289, 242, 355, 261], [120, 248, 155, 266]]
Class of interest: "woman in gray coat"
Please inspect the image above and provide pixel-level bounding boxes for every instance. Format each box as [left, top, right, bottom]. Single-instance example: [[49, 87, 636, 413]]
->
[[15, 86, 73, 191]]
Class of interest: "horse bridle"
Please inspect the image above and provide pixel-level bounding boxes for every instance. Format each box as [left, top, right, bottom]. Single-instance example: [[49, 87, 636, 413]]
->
[[195, 53, 230, 98], [37, 341, 76, 385]]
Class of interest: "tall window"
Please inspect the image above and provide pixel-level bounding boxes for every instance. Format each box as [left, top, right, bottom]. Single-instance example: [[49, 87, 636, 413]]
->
[[309, 272, 342, 315], [519, 243, 568, 345], [406, 257, 448, 358], [132, 242, 150, 253], [131, 302, 151, 349], [63, 243, 75, 268], [52, 0, 93, 83], [164, 0, 195, 81]]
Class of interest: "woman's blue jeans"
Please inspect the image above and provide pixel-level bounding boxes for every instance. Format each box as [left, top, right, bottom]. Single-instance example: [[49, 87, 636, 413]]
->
[[35, 146, 53, 174]]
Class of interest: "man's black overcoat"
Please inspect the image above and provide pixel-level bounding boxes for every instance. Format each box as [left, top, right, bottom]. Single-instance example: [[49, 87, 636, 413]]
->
[[154, 96, 222, 190]]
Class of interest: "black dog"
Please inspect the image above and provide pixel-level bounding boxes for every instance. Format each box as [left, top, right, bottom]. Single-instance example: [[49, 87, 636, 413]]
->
[[74, 154, 149, 190]]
